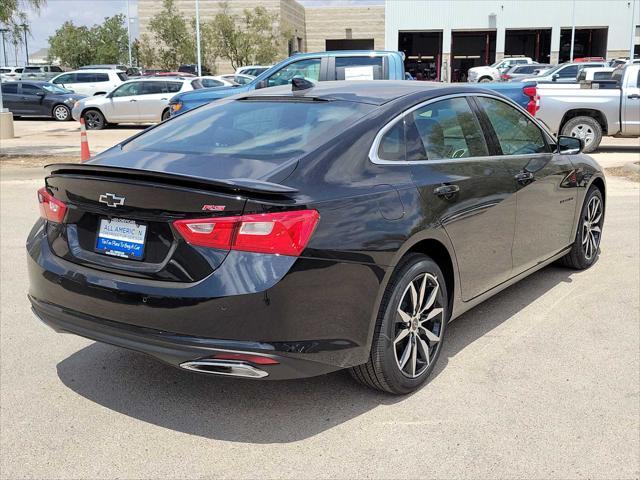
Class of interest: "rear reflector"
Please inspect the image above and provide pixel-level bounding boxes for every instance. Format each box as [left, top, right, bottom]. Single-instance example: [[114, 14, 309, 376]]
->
[[37, 187, 67, 223], [173, 209, 320, 257], [523, 85, 539, 116], [211, 353, 279, 365]]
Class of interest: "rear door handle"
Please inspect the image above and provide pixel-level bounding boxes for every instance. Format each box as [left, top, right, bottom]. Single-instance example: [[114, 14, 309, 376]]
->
[[129, 99, 137, 102], [434, 184, 460, 198], [627, 94, 640, 99], [515, 171, 535, 184]]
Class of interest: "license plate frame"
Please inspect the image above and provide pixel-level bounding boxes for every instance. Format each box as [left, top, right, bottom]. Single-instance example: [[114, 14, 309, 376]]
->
[[95, 217, 148, 261]]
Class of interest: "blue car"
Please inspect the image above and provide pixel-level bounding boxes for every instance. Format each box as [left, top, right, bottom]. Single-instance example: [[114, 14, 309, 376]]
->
[[169, 50, 407, 116]]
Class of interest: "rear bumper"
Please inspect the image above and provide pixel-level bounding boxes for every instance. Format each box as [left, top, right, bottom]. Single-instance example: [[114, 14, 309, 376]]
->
[[30, 297, 338, 380], [27, 220, 385, 377]]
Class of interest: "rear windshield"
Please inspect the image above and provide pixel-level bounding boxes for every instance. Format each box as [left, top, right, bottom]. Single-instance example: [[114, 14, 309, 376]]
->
[[123, 99, 374, 161]]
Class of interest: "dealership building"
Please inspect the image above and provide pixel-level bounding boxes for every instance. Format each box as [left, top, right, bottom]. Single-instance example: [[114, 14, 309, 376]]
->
[[138, 0, 638, 79]]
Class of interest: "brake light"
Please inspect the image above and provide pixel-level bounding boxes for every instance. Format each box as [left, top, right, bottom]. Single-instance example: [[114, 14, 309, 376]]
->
[[37, 187, 67, 223], [523, 85, 539, 116], [501, 74, 510, 80], [173, 210, 320, 257]]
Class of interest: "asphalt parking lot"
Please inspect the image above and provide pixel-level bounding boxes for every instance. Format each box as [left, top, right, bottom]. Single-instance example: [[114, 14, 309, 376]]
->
[[1, 123, 639, 478]]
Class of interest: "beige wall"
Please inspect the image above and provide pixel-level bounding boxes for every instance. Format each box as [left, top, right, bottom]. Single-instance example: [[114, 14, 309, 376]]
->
[[304, 6, 385, 53]]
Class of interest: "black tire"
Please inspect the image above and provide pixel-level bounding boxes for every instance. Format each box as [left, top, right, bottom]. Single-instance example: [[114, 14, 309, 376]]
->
[[558, 185, 604, 269], [52, 104, 71, 121], [350, 253, 449, 394], [479, 77, 492, 83], [560, 116, 603, 153], [83, 109, 106, 130], [161, 108, 171, 121]]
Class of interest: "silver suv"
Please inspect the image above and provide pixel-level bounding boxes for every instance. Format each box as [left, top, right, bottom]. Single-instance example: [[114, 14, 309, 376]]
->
[[21, 65, 64, 81]]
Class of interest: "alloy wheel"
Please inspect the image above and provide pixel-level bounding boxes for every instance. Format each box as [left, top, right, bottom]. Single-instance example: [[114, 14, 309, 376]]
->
[[582, 195, 602, 260], [569, 124, 595, 148], [393, 273, 443, 378], [53, 105, 69, 121], [84, 111, 102, 129]]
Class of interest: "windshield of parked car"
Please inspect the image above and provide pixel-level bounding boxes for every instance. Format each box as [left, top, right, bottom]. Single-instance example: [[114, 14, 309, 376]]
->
[[122, 98, 374, 161], [42, 83, 71, 94]]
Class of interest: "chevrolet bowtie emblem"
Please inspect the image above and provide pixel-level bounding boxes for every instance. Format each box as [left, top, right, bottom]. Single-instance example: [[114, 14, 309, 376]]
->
[[99, 192, 125, 207]]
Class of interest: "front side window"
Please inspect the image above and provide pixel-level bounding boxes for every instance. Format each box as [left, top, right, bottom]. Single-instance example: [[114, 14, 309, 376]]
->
[[117, 72, 128, 81], [50, 66, 63, 72], [112, 82, 142, 97], [266, 58, 321, 87], [122, 99, 373, 162], [21, 84, 43, 95], [76, 73, 97, 83], [24, 67, 41, 73], [165, 82, 182, 93], [407, 97, 489, 161], [335, 56, 383, 80], [141, 81, 164, 95], [2, 83, 18, 93], [557, 65, 579, 78], [95, 73, 109, 82], [476, 97, 549, 155]]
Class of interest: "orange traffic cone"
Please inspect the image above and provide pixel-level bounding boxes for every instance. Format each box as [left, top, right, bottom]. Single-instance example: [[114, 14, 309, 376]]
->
[[79, 117, 91, 162]]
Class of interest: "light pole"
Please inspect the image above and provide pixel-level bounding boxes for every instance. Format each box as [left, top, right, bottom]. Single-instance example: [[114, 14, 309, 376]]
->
[[0, 29, 8, 66], [126, 0, 132, 66], [630, 0, 638, 59], [20, 23, 28, 65], [569, 0, 576, 61], [195, 0, 202, 76]]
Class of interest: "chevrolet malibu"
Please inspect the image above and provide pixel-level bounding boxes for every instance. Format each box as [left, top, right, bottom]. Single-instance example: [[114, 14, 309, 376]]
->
[[27, 81, 605, 394]]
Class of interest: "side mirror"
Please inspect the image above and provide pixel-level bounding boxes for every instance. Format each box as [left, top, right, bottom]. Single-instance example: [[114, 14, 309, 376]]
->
[[552, 73, 559, 81], [557, 135, 583, 154], [255, 80, 268, 90], [36, 91, 45, 97]]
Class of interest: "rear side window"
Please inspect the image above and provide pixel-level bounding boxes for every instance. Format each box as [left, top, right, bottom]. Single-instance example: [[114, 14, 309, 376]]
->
[[21, 84, 42, 95], [53, 73, 75, 84], [0, 68, 9, 73], [266, 58, 321, 87], [406, 97, 489, 161], [200, 78, 223, 88], [141, 81, 164, 94], [377, 120, 406, 161], [95, 73, 109, 82], [516, 65, 537, 74], [593, 71, 612, 80], [76, 73, 96, 82], [165, 82, 182, 93], [335, 56, 383, 80], [2, 83, 18, 93], [24, 66, 41, 72], [557, 65, 579, 78], [476, 97, 549, 155], [117, 72, 128, 81], [123, 99, 374, 162], [50, 66, 63, 72]]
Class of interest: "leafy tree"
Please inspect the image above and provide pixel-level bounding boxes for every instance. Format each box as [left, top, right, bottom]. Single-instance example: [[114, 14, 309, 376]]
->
[[48, 21, 93, 68], [92, 14, 128, 64], [48, 15, 129, 68], [144, 0, 195, 70], [207, 3, 287, 70], [0, 0, 45, 30]]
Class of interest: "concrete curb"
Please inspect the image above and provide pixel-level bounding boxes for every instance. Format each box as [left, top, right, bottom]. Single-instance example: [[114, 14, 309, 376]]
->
[[623, 162, 640, 174]]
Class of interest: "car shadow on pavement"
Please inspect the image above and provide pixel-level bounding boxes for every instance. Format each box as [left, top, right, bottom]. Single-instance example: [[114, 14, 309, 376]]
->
[[56, 264, 576, 443]]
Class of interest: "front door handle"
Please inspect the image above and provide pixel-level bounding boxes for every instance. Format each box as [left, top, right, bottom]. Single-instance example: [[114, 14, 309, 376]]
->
[[627, 94, 640, 99], [515, 171, 535, 184], [129, 99, 137, 102], [434, 184, 460, 198]]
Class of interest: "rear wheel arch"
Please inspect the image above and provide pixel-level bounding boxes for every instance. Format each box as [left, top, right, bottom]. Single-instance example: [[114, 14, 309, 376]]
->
[[589, 176, 606, 212], [560, 109, 608, 135], [405, 239, 455, 312]]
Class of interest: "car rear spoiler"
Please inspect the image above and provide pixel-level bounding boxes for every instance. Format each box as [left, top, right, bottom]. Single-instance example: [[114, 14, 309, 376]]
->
[[44, 163, 299, 196]]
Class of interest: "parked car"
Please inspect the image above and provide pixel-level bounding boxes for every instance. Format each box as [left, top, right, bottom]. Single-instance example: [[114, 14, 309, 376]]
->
[[1, 81, 85, 121], [80, 64, 140, 77], [28, 80, 606, 394], [154, 71, 195, 77], [467, 57, 534, 83], [574, 57, 606, 62], [21, 65, 64, 81], [178, 64, 211, 76], [50, 69, 127, 96], [609, 57, 640, 67], [536, 64, 640, 152], [467, 81, 540, 114], [235, 65, 271, 76], [576, 67, 615, 82], [72, 77, 202, 129], [0, 67, 23, 81], [500, 64, 551, 81], [170, 50, 407, 115], [197, 75, 239, 88], [218, 73, 255, 85], [521, 61, 608, 83]]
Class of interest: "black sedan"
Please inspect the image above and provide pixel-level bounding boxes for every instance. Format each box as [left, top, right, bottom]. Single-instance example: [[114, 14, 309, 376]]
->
[[26, 81, 605, 394], [1, 81, 85, 121]]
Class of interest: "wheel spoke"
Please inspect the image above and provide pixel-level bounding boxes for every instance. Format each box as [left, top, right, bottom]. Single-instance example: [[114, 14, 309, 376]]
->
[[420, 326, 440, 343], [419, 282, 439, 314], [582, 226, 589, 245], [397, 307, 411, 325], [591, 211, 602, 224], [417, 274, 427, 314], [591, 225, 601, 234], [410, 336, 417, 377], [394, 328, 410, 345], [419, 307, 443, 325], [416, 336, 430, 366], [398, 334, 412, 369], [409, 282, 418, 315]]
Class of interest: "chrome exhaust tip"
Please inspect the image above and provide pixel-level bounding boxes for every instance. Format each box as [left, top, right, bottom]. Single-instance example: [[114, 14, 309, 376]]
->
[[179, 359, 269, 378]]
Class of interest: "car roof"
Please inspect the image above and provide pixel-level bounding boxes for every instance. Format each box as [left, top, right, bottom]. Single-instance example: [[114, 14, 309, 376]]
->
[[291, 50, 401, 60], [243, 80, 454, 105], [124, 77, 190, 83], [63, 69, 124, 73]]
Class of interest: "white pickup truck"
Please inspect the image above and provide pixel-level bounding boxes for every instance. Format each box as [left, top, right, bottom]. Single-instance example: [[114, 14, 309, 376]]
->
[[535, 64, 640, 152]]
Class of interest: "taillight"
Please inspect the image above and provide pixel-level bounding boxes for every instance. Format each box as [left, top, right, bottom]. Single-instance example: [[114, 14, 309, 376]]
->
[[37, 187, 67, 223], [501, 74, 510, 81], [523, 85, 539, 116], [173, 209, 320, 257]]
